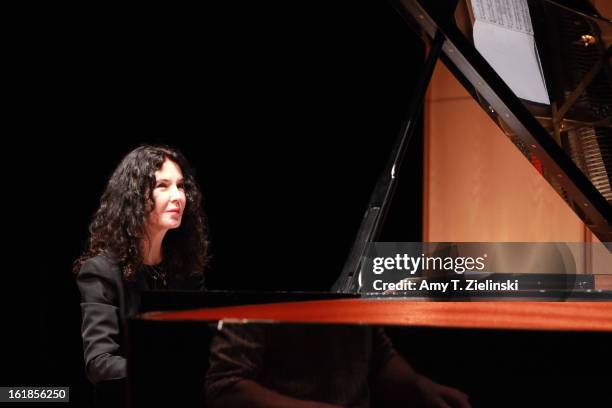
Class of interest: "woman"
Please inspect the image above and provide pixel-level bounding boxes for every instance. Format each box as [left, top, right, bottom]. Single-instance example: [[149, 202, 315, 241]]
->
[[73, 145, 209, 397]]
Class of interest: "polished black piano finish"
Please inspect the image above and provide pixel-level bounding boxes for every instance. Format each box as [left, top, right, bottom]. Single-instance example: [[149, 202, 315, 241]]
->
[[127, 293, 612, 407], [391, 0, 612, 241]]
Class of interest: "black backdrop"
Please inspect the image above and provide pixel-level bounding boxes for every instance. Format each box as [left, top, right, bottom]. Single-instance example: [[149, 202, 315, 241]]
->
[[26, 1, 423, 405], [15, 2, 612, 407]]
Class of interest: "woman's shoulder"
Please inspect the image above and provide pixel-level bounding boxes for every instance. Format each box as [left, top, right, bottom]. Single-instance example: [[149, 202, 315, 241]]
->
[[78, 253, 122, 281], [76, 254, 125, 304]]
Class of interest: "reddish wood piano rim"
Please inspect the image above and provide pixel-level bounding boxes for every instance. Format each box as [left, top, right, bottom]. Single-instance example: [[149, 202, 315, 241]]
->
[[140, 299, 612, 332]]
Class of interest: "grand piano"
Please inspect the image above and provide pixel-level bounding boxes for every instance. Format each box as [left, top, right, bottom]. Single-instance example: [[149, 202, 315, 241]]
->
[[126, 1, 612, 407]]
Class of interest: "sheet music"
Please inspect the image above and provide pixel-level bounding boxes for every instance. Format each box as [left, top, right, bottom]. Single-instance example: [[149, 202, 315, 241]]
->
[[470, 0, 549, 104], [472, 0, 533, 34]]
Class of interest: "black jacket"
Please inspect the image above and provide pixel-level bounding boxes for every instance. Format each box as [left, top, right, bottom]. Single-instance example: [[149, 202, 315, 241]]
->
[[76, 254, 203, 384]]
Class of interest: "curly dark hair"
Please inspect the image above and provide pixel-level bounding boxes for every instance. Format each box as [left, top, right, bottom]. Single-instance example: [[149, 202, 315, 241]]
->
[[73, 145, 209, 282]]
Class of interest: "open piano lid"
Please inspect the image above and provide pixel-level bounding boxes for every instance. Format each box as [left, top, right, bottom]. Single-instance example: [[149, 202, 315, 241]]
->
[[393, 0, 612, 242]]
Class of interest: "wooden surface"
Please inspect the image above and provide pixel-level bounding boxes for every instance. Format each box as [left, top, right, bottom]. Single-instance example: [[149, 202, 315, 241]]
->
[[424, 61, 589, 244], [141, 299, 612, 332]]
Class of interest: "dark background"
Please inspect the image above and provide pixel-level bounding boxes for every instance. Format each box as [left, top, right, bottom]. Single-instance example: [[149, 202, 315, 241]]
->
[[21, 1, 611, 407], [23, 1, 424, 405]]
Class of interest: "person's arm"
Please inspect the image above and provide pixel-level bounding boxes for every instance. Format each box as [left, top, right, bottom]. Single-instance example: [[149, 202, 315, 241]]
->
[[374, 353, 471, 408], [211, 379, 342, 408], [76, 256, 126, 384], [371, 329, 470, 408], [206, 325, 344, 408]]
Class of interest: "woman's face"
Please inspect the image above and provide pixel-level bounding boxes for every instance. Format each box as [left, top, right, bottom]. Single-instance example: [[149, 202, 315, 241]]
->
[[147, 159, 187, 233]]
